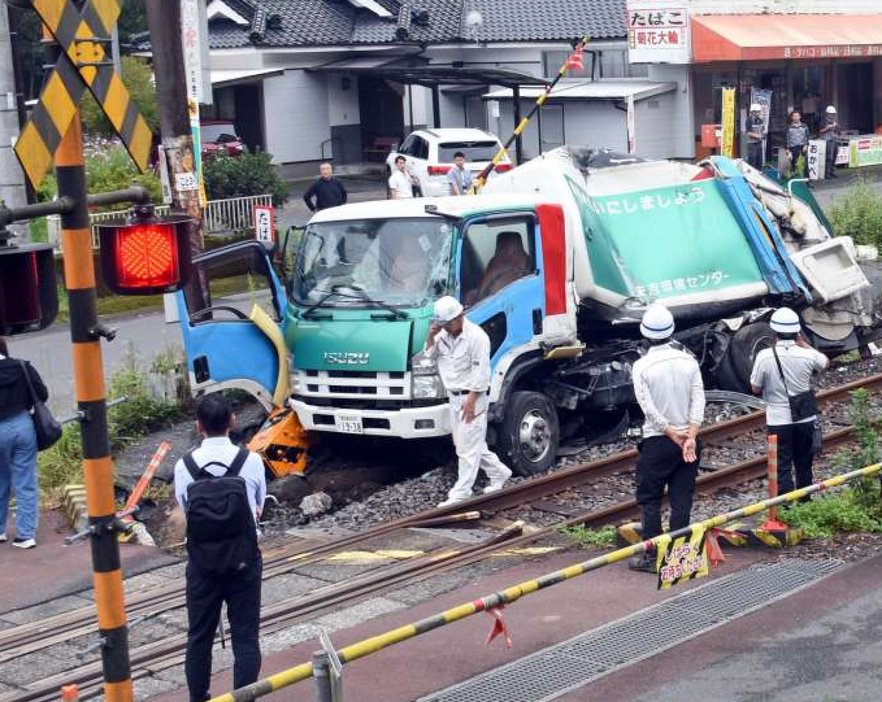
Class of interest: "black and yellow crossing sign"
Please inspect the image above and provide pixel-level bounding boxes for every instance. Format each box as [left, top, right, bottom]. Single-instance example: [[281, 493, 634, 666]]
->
[[15, 0, 152, 188]]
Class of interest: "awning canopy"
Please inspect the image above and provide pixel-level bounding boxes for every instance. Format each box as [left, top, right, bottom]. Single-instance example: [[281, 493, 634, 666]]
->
[[210, 68, 284, 87], [692, 14, 882, 62], [483, 80, 677, 102], [311, 61, 546, 88]]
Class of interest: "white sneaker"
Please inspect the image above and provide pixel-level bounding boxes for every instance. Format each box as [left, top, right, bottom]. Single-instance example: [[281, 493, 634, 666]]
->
[[0, 533, 6, 543], [483, 467, 513, 494], [12, 537, 36, 549], [437, 496, 468, 508]]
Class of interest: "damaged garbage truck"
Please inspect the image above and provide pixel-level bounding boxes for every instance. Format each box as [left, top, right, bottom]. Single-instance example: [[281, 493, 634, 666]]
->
[[175, 147, 882, 477]]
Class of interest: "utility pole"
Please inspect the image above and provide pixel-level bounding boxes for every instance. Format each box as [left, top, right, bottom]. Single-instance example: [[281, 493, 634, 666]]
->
[[144, 0, 203, 255], [0, 3, 28, 239]]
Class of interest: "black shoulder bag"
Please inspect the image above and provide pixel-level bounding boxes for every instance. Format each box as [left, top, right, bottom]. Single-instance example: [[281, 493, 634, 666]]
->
[[19, 360, 62, 451]]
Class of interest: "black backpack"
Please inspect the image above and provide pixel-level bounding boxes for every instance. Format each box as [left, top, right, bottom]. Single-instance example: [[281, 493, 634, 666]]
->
[[183, 447, 258, 575]]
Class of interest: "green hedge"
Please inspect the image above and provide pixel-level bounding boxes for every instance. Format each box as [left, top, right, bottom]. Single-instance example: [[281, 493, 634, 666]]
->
[[828, 180, 882, 248], [203, 151, 289, 207]]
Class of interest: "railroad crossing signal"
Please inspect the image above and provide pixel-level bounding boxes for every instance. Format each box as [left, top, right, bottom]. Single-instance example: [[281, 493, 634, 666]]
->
[[14, 0, 152, 188]]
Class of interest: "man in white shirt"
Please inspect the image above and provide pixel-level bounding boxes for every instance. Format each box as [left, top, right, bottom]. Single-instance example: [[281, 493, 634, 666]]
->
[[425, 296, 511, 507], [630, 305, 705, 572], [173, 394, 266, 702], [388, 155, 414, 199], [751, 307, 828, 497], [447, 151, 474, 195]]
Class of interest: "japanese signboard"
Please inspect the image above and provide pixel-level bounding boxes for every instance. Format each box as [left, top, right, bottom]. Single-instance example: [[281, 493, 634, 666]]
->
[[181, 0, 212, 104], [848, 136, 882, 168], [564, 177, 766, 302], [627, 0, 690, 64], [721, 87, 735, 158], [655, 525, 710, 590], [807, 140, 826, 180], [254, 205, 276, 245]]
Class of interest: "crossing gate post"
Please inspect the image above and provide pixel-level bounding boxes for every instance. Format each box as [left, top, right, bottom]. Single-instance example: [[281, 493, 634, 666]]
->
[[313, 628, 343, 702], [767, 434, 780, 523]]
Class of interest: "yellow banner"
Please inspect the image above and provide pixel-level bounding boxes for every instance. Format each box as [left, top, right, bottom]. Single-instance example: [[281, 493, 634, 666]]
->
[[655, 525, 710, 590], [721, 87, 736, 158]]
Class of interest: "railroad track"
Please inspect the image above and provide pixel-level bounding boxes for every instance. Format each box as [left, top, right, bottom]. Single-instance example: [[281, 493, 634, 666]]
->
[[4, 373, 881, 702]]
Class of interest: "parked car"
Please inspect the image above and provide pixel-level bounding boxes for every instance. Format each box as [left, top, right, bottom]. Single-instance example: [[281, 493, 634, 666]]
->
[[385, 128, 512, 196], [200, 119, 246, 157]]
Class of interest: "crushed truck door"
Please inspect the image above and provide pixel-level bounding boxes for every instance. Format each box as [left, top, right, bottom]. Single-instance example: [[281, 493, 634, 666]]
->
[[176, 241, 289, 410]]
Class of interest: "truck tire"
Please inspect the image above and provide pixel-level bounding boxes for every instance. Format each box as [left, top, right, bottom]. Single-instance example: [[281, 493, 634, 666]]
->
[[495, 391, 559, 476], [718, 322, 775, 392]]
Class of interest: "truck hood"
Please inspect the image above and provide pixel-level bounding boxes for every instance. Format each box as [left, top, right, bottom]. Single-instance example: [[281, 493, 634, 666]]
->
[[288, 319, 414, 372]]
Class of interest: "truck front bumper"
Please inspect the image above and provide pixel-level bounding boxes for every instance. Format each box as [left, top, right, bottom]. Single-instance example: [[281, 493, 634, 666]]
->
[[290, 399, 451, 439]]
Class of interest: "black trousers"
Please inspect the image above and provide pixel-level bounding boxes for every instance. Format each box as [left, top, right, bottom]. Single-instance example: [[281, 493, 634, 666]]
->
[[768, 423, 815, 496], [748, 142, 764, 170], [185, 555, 262, 702], [824, 141, 838, 177], [635, 436, 700, 541]]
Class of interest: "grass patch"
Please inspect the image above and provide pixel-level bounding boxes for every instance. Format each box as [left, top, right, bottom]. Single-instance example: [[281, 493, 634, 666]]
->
[[828, 178, 882, 246], [557, 524, 618, 549], [779, 491, 882, 539]]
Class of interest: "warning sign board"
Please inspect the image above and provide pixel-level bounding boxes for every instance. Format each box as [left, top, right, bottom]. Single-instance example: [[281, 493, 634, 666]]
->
[[655, 525, 710, 590], [15, 0, 152, 188], [254, 205, 276, 245]]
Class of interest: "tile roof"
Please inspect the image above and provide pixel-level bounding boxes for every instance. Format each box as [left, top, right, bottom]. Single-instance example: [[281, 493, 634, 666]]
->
[[205, 0, 626, 50]]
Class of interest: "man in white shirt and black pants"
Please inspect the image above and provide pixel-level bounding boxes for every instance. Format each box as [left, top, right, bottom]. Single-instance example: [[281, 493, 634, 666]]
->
[[751, 307, 828, 498], [425, 296, 511, 507], [174, 394, 267, 702], [630, 305, 705, 572]]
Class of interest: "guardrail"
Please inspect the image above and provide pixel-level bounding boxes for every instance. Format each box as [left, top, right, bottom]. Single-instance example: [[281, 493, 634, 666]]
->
[[209, 460, 882, 702], [47, 193, 273, 248]]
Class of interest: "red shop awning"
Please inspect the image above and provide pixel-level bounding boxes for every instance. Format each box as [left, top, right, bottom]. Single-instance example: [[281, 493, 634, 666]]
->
[[691, 14, 882, 62]]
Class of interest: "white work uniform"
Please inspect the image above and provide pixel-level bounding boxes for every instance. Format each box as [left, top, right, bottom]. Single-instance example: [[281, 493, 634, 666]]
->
[[750, 341, 828, 425], [631, 342, 706, 437], [388, 169, 414, 199], [426, 319, 510, 500], [174, 436, 267, 522]]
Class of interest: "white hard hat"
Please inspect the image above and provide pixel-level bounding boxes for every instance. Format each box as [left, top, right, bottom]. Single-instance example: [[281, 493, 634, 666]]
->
[[750, 103, 762, 112], [826, 105, 837, 114], [433, 296, 464, 324], [640, 305, 675, 340], [770, 307, 801, 334]]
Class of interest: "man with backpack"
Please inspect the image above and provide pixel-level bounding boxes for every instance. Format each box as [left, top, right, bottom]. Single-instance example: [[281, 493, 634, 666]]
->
[[173, 394, 267, 702]]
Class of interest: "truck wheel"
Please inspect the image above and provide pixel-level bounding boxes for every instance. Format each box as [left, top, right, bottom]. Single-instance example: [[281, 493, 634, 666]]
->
[[496, 391, 559, 476], [718, 322, 775, 392]]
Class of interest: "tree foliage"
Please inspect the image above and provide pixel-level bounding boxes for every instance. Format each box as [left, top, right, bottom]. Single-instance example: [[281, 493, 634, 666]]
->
[[80, 56, 159, 135], [203, 152, 290, 207]]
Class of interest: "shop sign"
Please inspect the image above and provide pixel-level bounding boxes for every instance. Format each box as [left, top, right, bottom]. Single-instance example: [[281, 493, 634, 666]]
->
[[721, 88, 735, 158], [254, 205, 276, 245], [783, 45, 882, 60], [627, 0, 690, 64], [807, 140, 826, 181], [849, 137, 882, 169]]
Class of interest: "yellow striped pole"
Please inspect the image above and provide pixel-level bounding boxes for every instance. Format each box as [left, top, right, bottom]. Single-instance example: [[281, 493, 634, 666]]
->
[[209, 461, 882, 702]]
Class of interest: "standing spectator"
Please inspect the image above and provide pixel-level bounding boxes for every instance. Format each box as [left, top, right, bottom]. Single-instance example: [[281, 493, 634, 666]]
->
[[388, 155, 415, 199], [425, 296, 511, 507], [174, 394, 266, 702], [447, 151, 474, 195], [0, 337, 46, 549], [785, 111, 810, 175], [629, 306, 705, 573], [819, 105, 840, 179], [750, 308, 828, 500], [746, 103, 766, 170], [303, 162, 348, 212]]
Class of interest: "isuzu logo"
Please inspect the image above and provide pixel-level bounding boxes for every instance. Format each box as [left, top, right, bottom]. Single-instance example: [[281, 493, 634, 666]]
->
[[324, 352, 370, 365]]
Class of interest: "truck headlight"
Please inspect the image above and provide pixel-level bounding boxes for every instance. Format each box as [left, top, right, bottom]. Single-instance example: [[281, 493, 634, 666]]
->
[[412, 350, 438, 376], [413, 373, 446, 399]]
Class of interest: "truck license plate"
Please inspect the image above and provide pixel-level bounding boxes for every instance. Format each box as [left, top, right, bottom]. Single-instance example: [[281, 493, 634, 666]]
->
[[335, 415, 363, 434]]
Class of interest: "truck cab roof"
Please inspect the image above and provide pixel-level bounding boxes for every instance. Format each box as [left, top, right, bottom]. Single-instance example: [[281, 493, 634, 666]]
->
[[308, 194, 543, 224]]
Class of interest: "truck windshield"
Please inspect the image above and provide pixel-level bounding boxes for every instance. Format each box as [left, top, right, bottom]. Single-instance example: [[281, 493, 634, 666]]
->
[[294, 218, 453, 308]]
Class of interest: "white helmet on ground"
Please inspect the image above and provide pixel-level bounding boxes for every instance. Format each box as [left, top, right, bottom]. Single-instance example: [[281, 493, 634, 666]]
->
[[750, 103, 762, 112], [826, 105, 837, 114], [640, 305, 675, 340], [770, 307, 801, 334], [433, 295, 464, 324]]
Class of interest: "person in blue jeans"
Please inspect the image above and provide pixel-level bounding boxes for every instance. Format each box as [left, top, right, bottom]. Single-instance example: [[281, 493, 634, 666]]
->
[[0, 337, 48, 549]]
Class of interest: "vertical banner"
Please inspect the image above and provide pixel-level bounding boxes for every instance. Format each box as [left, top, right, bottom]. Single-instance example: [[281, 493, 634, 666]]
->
[[626, 94, 637, 154], [181, 0, 205, 103], [188, 98, 207, 207], [750, 88, 772, 164], [721, 87, 736, 157], [807, 140, 826, 181]]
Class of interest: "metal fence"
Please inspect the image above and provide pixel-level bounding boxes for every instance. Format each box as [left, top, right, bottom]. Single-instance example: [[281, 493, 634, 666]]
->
[[46, 193, 273, 248]]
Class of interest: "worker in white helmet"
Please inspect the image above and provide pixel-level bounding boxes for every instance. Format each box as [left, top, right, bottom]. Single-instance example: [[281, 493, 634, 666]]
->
[[819, 105, 840, 178], [746, 103, 766, 171], [750, 308, 828, 498], [629, 305, 705, 573], [425, 296, 512, 507]]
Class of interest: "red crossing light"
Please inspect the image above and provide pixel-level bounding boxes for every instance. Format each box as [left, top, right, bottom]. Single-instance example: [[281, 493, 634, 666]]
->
[[98, 215, 193, 295], [0, 242, 58, 335]]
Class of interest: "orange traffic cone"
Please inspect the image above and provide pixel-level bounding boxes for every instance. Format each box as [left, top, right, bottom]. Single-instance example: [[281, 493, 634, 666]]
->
[[706, 529, 726, 566], [61, 685, 79, 702]]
